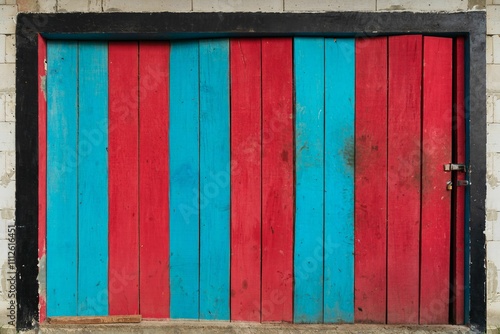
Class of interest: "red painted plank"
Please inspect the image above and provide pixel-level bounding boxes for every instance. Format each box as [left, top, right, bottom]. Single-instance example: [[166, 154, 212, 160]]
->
[[354, 36, 388, 324], [420, 36, 453, 324], [108, 42, 140, 315], [139, 42, 170, 318], [261, 37, 293, 323], [38, 34, 47, 324], [230, 38, 262, 322], [453, 37, 466, 325], [387, 35, 422, 324]]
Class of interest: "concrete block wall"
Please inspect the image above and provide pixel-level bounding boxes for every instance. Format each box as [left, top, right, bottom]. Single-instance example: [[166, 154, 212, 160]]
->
[[1, 0, 497, 329], [488, 1, 500, 329], [0, 0, 16, 327]]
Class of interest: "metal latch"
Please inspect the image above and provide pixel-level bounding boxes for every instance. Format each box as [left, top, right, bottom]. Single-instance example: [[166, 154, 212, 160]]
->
[[443, 163, 467, 172], [446, 179, 470, 191]]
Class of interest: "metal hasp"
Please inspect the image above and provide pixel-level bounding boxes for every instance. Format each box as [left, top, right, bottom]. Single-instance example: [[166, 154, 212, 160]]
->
[[443, 163, 467, 172], [446, 180, 470, 191]]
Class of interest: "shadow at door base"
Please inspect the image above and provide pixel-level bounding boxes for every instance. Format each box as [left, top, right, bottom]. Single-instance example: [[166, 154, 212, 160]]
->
[[3, 322, 471, 334]]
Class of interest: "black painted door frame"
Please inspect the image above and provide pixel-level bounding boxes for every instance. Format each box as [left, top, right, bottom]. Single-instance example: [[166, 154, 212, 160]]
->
[[15, 11, 486, 332]]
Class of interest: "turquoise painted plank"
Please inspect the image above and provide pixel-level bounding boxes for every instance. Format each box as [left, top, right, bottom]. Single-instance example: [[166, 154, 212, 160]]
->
[[199, 39, 230, 320], [77, 42, 109, 316], [293, 37, 325, 323], [324, 38, 355, 323], [169, 40, 200, 319], [46, 41, 78, 316]]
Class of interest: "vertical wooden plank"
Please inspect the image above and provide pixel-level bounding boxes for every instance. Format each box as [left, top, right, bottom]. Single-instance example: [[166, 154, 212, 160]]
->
[[169, 40, 200, 319], [77, 42, 109, 316], [46, 41, 78, 316], [387, 35, 422, 324], [261, 37, 293, 323], [199, 39, 230, 320], [293, 37, 325, 323], [38, 34, 47, 324], [230, 38, 262, 322], [108, 42, 139, 315], [324, 38, 355, 323], [139, 41, 170, 318], [354, 37, 388, 324], [420, 36, 453, 324], [453, 36, 466, 325], [38, 34, 48, 323]]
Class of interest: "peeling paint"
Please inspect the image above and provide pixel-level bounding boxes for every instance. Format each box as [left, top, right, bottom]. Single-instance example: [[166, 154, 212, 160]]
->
[[389, 5, 405, 10], [468, 0, 485, 10], [488, 210, 499, 222], [0, 261, 10, 302], [488, 173, 499, 188], [40, 74, 47, 101], [1, 209, 14, 220], [488, 261, 499, 301], [38, 253, 46, 299], [0, 171, 15, 187]]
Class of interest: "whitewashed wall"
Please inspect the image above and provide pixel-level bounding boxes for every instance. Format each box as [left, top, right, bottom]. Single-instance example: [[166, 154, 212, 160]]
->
[[1, 0, 496, 330]]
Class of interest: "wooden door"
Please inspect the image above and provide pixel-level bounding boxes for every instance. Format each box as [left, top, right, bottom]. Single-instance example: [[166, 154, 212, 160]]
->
[[41, 35, 465, 324]]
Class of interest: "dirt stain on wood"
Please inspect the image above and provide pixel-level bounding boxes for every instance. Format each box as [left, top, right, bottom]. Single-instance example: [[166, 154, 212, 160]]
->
[[343, 136, 355, 169]]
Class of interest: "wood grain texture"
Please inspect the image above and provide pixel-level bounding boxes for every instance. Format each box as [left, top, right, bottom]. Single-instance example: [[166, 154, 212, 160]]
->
[[261, 37, 293, 323], [38, 34, 47, 324], [47, 315, 141, 324], [139, 42, 170, 318], [230, 38, 262, 322], [108, 42, 139, 316], [169, 40, 200, 319], [387, 35, 422, 324], [46, 41, 78, 316], [354, 37, 388, 324], [293, 37, 325, 323], [324, 38, 355, 323], [453, 36, 466, 325], [199, 39, 230, 320], [420, 36, 453, 324], [77, 42, 109, 316]]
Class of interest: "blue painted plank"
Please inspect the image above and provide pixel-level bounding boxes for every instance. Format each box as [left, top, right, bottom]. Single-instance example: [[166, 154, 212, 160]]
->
[[324, 38, 355, 323], [199, 39, 230, 320], [169, 40, 200, 319], [293, 37, 325, 323], [46, 41, 78, 316], [77, 42, 109, 316]]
